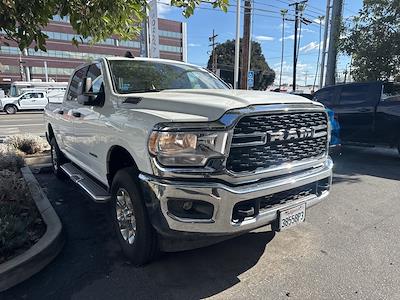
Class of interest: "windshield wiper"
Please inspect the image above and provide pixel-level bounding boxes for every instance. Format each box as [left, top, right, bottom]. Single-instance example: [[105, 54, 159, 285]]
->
[[130, 88, 163, 93]]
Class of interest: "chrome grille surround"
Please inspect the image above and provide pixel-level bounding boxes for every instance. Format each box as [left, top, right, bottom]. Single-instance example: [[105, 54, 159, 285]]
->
[[227, 111, 329, 173]]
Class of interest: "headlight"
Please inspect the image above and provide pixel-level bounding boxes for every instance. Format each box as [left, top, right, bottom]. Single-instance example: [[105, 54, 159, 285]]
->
[[148, 130, 229, 167]]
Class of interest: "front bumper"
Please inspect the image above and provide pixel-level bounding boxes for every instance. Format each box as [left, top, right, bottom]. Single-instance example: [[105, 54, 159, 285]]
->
[[140, 158, 333, 235]]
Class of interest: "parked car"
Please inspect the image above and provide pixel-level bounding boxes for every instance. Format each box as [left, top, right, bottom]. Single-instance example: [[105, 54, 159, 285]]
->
[[313, 81, 400, 155], [45, 57, 333, 265], [0, 91, 48, 114]]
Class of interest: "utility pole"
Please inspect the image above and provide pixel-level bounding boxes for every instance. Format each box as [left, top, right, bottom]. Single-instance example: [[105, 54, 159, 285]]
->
[[289, 0, 308, 92], [319, 0, 331, 88], [23, 48, 30, 81], [209, 29, 218, 74], [279, 9, 288, 91], [304, 70, 308, 86], [325, 0, 343, 86], [313, 15, 324, 91], [240, 0, 252, 90], [234, 0, 241, 89]]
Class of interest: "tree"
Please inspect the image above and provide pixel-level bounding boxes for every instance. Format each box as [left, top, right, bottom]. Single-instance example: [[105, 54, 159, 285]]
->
[[207, 39, 276, 90], [0, 0, 228, 51], [339, 0, 400, 81]]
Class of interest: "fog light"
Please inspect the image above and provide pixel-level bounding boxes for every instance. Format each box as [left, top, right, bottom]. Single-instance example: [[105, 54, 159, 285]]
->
[[168, 199, 214, 220], [182, 201, 193, 210]]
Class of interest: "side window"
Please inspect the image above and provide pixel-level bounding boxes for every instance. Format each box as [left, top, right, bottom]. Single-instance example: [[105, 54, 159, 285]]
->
[[66, 67, 88, 101], [86, 63, 103, 93], [383, 83, 400, 101], [37, 93, 44, 98], [313, 88, 334, 106], [339, 84, 370, 105]]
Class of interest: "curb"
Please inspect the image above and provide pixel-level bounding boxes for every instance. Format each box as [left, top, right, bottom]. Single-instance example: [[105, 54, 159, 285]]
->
[[0, 167, 64, 292], [24, 154, 51, 166]]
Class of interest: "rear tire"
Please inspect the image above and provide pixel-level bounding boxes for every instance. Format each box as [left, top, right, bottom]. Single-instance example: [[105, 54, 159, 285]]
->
[[50, 137, 67, 179], [4, 105, 17, 114], [110, 168, 158, 266]]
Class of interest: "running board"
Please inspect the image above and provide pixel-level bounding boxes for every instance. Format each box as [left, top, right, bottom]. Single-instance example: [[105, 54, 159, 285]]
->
[[60, 163, 111, 203]]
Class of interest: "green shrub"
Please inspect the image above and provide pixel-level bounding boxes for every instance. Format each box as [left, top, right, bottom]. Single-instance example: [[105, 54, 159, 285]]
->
[[4, 134, 49, 155], [0, 145, 25, 173], [0, 170, 44, 263]]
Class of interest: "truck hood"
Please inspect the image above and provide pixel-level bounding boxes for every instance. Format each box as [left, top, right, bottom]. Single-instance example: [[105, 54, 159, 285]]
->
[[0, 96, 19, 104], [127, 89, 321, 122]]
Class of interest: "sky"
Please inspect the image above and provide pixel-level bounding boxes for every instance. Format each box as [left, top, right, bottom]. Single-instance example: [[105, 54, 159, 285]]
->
[[157, 0, 364, 87]]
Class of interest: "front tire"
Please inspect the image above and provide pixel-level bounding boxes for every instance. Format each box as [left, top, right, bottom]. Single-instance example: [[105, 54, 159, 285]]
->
[[110, 168, 158, 266], [50, 137, 67, 179], [4, 105, 17, 114]]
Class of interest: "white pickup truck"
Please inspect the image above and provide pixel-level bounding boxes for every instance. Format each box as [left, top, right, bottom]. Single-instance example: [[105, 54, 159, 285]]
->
[[0, 89, 65, 114], [0, 91, 48, 114], [44, 57, 333, 265]]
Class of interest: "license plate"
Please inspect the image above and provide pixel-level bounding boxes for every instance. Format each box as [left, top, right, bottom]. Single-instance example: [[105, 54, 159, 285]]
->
[[279, 203, 306, 231]]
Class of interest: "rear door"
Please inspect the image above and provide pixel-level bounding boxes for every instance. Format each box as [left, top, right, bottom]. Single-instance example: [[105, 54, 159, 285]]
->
[[375, 82, 400, 144], [335, 83, 380, 141], [33, 92, 48, 109]]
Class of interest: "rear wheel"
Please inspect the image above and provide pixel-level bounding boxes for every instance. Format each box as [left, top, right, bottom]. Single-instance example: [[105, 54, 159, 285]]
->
[[110, 168, 158, 266], [50, 137, 67, 179], [4, 105, 17, 114]]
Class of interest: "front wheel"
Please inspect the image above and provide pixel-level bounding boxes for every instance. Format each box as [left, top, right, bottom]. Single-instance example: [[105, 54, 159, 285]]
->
[[110, 168, 158, 266], [4, 105, 17, 114]]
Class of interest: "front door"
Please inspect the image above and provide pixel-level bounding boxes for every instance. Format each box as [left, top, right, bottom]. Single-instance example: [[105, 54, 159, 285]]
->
[[72, 63, 105, 180], [58, 66, 88, 156], [335, 83, 380, 141]]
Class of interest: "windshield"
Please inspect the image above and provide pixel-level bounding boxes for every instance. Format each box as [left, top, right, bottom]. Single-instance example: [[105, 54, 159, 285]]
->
[[109, 60, 228, 94]]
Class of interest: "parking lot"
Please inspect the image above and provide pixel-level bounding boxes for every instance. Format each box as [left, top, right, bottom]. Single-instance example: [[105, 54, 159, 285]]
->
[[2, 145, 400, 300], [0, 112, 45, 138]]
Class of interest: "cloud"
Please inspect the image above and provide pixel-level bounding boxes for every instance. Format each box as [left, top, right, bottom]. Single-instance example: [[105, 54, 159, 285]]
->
[[279, 34, 303, 42], [157, 0, 172, 18], [254, 35, 275, 42], [299, 41, 322, 53], [301, 28, 315, 33], [188, 43, 201, 47], [313, 18, 325, 25]]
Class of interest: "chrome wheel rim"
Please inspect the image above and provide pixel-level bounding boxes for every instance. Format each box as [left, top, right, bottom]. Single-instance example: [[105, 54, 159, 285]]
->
[[51, 145, 58, 171], [116, 188, 136, 245]]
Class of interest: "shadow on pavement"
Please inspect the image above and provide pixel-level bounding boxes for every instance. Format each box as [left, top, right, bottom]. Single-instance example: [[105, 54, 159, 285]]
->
[[332, 146, 400, 184], [2, 172, 275, 300]]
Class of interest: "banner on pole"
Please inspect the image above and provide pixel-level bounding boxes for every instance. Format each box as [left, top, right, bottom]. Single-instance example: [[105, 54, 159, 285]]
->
[[148, 0, 160, 58]]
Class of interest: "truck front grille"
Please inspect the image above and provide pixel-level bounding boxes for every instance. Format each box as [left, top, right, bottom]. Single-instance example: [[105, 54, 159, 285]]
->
[[227, 112, 328, 173]]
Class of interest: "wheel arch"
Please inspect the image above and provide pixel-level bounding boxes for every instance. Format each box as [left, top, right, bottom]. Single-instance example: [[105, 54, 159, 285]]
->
[[106, 145, 140, 186]]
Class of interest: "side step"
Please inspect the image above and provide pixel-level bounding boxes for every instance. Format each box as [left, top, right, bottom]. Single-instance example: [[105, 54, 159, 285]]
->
[[60, 163, 111, 203]]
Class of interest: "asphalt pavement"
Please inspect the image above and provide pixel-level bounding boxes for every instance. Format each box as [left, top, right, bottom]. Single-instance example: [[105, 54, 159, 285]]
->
[[0, 112, 46, 138], [2, 147, 400, 300]]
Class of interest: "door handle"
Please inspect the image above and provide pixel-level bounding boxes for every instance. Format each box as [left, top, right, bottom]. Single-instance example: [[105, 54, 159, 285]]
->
[[58, 110, 64, 115], [72, 112, 81, 118]]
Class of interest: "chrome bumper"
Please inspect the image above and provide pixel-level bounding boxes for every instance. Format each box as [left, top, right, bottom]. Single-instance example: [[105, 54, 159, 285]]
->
[[140, 158, 333, 235]]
